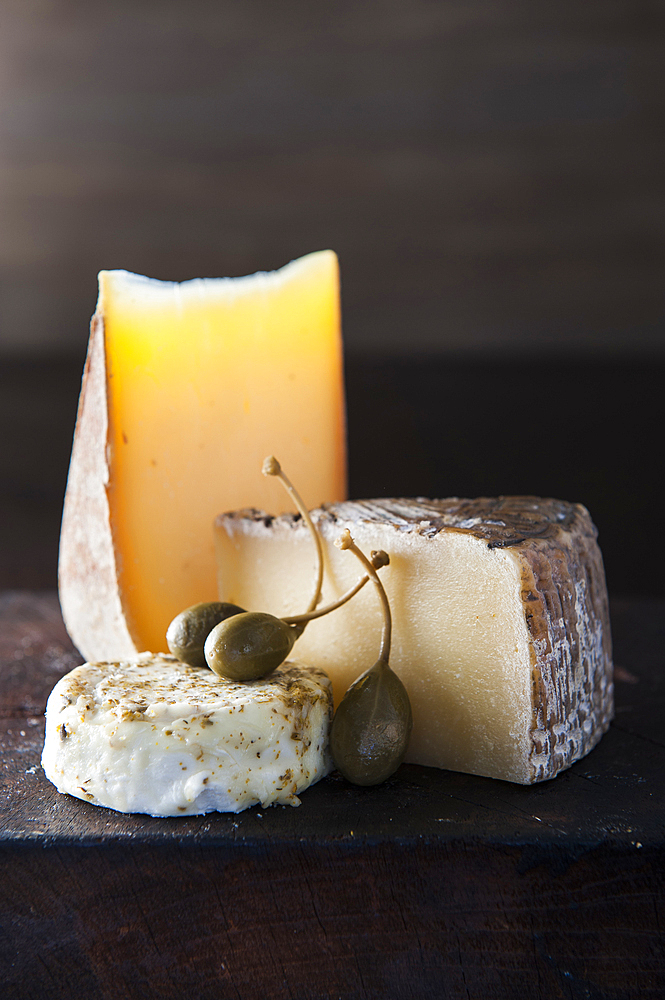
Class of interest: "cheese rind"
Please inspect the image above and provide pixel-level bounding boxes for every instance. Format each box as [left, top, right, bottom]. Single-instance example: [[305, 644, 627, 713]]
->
[[215, 497, 613, 784], [42, 656, 333, 815], [58, 251, 346, 663]]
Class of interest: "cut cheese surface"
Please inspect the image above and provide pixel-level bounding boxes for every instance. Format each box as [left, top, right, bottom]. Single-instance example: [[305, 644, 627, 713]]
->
[[58, 251, 346, 662], [215, 497, 614, 785], [41, 655, 333, 815]]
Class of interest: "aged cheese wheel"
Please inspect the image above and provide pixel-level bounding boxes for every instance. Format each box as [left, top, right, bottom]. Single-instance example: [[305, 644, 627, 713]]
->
[[42, 655, 333, 816], [215, 497, 614, 784], [58, 251, 346, 663]]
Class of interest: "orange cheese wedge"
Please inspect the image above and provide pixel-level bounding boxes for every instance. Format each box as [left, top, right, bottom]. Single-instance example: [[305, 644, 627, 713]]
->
[[59, 251, 346, 661]]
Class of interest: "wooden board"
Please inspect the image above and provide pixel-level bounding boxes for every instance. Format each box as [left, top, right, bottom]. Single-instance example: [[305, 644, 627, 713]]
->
[[1, 591, 664, 998]]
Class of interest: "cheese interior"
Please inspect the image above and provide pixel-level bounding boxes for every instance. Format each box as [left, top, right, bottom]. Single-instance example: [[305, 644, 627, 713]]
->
[[216, 518, 533, 783], [100, 251, 346, 654]]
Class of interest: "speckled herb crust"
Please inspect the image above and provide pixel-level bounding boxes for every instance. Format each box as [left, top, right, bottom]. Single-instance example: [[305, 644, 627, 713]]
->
[[42, 655, 333, 815]]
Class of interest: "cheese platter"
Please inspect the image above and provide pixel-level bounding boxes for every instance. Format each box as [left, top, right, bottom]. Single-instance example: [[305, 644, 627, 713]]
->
[[2, 252, 663, 997]]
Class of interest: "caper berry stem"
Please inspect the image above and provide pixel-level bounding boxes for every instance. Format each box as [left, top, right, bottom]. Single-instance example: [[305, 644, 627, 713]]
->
[[335, 529, 392, 663], [263, 455, 323, 615], [283, 576, 366, 624], [283, 550, 389, 625]]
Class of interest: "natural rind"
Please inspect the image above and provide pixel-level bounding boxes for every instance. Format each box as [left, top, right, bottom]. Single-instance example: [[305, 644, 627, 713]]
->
[[42, 655, 333, 815], [215, 496, 614, 784], [58, 315, 137, 660]]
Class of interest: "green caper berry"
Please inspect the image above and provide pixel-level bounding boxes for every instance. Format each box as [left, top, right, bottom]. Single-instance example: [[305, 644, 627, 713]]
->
[[204, 611, 298, 681], [166, 601, 245, 668], [330, 659, 413, 786]]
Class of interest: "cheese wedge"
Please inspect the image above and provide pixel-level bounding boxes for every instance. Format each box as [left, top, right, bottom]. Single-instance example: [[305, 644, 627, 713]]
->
[[58, 251, 346, 663], [215, 497, 614, 784], [41, 656, 333, 815]]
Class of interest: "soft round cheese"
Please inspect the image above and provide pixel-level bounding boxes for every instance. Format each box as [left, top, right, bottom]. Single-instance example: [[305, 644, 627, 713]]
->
[[42, 654, 333, 816]]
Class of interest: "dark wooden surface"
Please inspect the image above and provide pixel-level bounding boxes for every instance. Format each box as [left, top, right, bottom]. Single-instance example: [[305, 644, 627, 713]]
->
[[1, 591, 664, 998]]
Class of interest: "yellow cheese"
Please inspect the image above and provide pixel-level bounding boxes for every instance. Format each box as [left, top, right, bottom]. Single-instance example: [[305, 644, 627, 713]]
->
[[59, 251, 346, 662]]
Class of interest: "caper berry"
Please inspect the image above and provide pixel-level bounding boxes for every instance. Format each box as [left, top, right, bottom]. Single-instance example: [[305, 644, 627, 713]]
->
[[166, 601, 245, 668], [330, 659, 412, 786], [204, 611, 299, 681]]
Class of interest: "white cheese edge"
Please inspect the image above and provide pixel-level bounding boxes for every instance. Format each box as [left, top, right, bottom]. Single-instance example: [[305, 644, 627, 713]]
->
[[42, 654, 333, 816]]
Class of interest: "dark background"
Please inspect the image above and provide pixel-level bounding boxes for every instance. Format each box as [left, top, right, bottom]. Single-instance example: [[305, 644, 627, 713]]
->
[[0, 1, 663, 596]]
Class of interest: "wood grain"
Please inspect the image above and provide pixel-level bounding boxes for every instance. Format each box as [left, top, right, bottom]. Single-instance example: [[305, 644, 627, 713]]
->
[[0, 1, 663, 357], [1, 592, 664, 997]]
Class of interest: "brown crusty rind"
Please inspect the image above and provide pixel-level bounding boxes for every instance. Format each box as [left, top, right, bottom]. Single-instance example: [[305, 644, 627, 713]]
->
[[58, 314, 140, 663], [514, 506, 613, 782]]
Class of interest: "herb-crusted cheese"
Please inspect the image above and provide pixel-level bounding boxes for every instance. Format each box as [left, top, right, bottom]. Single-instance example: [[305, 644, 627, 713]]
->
[[42, 655, 333, 815], [215, 497, 614, 785]]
